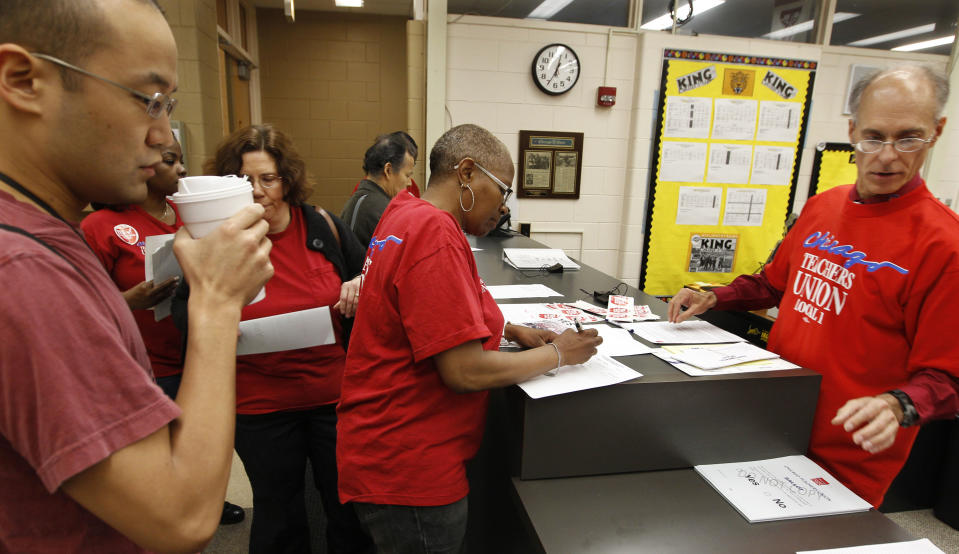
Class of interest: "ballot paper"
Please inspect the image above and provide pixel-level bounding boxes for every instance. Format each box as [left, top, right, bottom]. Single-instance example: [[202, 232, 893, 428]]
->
[[236, 307, 336, 356], [594, 326, 653, 357], [563, 301, 661, 321], [606, 294, 634, 322], [624, 320, 744, 344], [670, 342, 778, 370], [502, 248, 580, 270], [487, 284, 563, 300], [517, 354, 640, 399], [694, 455, 872, 523], [498, 303, 604, 325], [796, 538, 945, 554], [143, 233, 182, 321], [654, 346, 799, 377]]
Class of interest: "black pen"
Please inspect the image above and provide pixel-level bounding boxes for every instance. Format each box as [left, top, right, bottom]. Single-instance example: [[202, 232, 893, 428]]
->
[[574, 320, 583, 333]]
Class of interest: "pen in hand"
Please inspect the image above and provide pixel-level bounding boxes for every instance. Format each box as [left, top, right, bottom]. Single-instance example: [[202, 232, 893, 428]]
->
[[574, 320, 584, 333]]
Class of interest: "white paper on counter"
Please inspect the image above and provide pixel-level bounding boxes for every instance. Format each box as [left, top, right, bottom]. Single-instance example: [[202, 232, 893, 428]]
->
[[517, 354, 640, 399], [624, 320, 744, 344], [487, 284, 562, 299], [594, 326, 653, 357], [669, 342, 779, 370], [797, 538, 945, 554], [144, 233, 182, 321], [237, 306, 336, 356], [656, 345, 799, 376], [695, 455, 872, 523], [498, 303, 604, 325]]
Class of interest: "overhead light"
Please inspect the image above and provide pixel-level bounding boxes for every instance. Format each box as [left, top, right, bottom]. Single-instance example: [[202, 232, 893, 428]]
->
[[892, 35, 955, 52], [527, 0, 575, 19], [335, 0, 364, 6], [762, 12, 858, 40], [640, 0, 724, 31], [847, 23, 936, 47], [284, 0, 294, 21]]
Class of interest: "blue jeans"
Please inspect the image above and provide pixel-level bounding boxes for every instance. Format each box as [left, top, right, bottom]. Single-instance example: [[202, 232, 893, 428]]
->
[[352, 498, 467, 554]]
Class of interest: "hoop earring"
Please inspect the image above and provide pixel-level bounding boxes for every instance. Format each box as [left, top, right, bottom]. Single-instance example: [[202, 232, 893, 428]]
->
[[459, 182, 475, 212]]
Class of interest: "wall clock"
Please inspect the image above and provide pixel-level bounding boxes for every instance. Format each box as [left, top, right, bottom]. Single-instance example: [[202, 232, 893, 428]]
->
[[531, 43, 580, 95]]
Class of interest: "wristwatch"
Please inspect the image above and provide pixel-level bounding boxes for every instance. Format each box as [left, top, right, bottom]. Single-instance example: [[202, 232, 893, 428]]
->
[[887, 389, 919, 427]]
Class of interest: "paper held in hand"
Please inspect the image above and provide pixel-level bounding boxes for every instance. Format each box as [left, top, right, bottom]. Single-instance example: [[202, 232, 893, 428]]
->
[[502, 248, 580, 270], [694, 455, 871, 523]]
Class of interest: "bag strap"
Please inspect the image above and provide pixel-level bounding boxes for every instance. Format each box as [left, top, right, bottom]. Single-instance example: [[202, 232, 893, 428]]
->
[[349, 194, 368, 234], [318, 208, 341, 250]]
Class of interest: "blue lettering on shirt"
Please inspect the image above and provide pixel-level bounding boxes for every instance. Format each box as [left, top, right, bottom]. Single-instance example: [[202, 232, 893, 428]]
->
[[801, 231, 909, 275], [369, 235, 404, 251]]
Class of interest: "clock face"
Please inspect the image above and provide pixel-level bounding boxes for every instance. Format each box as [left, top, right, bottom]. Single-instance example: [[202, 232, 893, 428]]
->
[[532, 43, 580, 96]]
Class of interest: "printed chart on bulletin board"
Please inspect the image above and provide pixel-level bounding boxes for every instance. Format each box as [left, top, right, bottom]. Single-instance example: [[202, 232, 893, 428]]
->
[[809, 142, 857, 198], [640, 49, 817, 296]]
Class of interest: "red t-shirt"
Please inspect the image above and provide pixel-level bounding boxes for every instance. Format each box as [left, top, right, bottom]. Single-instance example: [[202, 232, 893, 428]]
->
[[0, 190, 180, 552], [81, 204, 183, 377], [337, 192, 504, 506], [760, 180, 959, 506], [236, 207, 348, 414]]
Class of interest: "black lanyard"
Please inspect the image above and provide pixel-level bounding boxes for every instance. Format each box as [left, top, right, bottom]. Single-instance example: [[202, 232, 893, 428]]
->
[[0, 170, 90, 246]]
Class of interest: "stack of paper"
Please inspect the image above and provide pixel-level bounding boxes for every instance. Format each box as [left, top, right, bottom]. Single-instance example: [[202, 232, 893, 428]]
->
[[487, 284, 562, 299], [564, 300, 661, 321], [654, 345, 799, 377], [503, 248, 580, 270], [797, 539, 945, 553], [694, 455, 872, 523]]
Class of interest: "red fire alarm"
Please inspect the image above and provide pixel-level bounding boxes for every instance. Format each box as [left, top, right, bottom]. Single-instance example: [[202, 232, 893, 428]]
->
[[597, 86, 616, 107]]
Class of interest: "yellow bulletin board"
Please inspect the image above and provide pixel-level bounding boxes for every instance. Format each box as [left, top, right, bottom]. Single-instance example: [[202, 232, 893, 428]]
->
[[640, 49, 817, 296], [809, 142, 857, 197]]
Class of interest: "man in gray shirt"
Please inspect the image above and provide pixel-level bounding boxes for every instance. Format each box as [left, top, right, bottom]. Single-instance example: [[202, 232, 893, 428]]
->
[[342, 131, 417, 249]]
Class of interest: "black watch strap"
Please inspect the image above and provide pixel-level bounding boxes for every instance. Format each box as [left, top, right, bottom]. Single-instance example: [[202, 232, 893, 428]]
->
[[888, 389, 919, 427]]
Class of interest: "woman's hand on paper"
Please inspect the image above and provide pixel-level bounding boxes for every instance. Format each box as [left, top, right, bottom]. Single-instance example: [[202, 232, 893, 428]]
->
[[505, 323, 555, 348], [667, 287, 717, 323]]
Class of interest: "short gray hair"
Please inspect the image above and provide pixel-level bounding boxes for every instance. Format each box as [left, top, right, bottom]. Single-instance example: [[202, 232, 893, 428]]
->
[[428, 124, 511, 182], [849, 64, 949, 122]]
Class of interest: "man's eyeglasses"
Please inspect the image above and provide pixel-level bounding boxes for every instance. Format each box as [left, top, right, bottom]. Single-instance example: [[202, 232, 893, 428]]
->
[[455, 159, 513, 203], [242, 174, 283, 189], [853, 137, 933, 154], [30, 53, 177, 119]]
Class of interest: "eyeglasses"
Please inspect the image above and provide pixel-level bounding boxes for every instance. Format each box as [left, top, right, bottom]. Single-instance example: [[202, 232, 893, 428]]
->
[[455, 158, 513, 203], [242, 173, 283, 189], [30, 53, 177, 119], [853, 137, 934, 154]]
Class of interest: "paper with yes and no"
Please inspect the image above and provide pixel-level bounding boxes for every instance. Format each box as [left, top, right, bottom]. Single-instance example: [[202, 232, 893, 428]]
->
[[487, 284, 562, 299], [625, 320, 744, 344], [517, 354, 640, 399], [670, 342, 778, 370], [653, 346, 799, 376], [237, 307, 336, 356], [498, 303, 604, 326], [796, 539, 944, 554], [694, 455, 871, 523]]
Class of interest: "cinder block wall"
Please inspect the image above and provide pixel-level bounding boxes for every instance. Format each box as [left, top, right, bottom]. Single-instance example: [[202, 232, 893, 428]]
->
[[257, 9, 408, 215]]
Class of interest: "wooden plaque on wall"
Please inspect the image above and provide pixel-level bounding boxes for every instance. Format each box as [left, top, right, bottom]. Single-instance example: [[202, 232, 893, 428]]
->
[[517, 130, 584, 199]]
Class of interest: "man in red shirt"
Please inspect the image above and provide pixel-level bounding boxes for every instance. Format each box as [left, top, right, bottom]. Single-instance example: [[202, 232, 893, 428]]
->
[[668, 65, 959, 507], [0, 1, 272, 551]]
